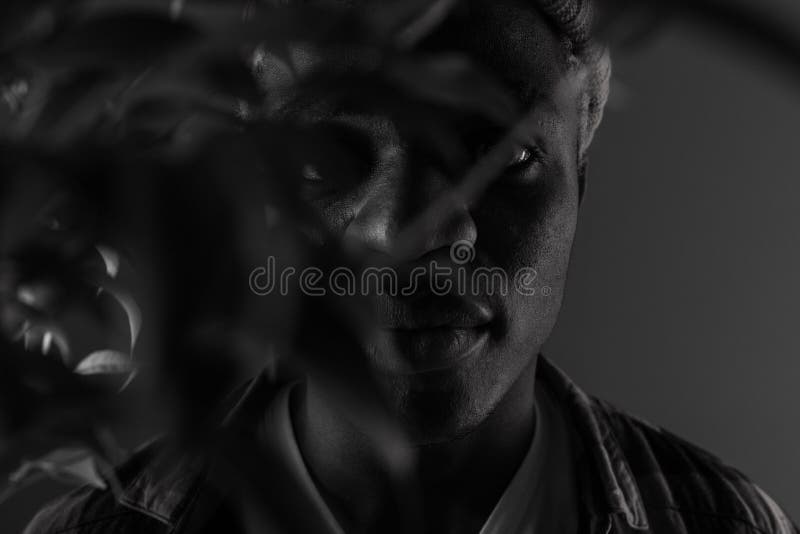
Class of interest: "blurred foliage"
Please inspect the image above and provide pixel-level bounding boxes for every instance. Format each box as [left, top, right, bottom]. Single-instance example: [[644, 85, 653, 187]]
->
[[0, 0, 519, 524], [0, 0, 798, 530]]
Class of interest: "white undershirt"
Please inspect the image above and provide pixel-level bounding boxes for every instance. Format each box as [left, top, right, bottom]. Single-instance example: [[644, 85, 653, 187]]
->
[[479, 381, 579, 534]]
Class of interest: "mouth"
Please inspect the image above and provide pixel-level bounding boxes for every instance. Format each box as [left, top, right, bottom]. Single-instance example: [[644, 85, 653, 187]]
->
[[374, 296, 494, 373], [382, 325, 491, 373]]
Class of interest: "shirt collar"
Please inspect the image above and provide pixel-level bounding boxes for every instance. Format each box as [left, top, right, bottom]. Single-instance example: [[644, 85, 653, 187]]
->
[[117, 372, 274, 528], [118, 359, 650, 531], [537, 356, 650, 531], [116, 439, 208, 527]]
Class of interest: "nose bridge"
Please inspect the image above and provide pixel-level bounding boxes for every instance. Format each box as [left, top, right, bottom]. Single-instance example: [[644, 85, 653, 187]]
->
[[343, 117, 477, 260], [345, 145, 407, 251]]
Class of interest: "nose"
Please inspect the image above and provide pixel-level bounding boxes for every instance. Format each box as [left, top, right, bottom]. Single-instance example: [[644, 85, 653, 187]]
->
[[343, 142, 477, 262]]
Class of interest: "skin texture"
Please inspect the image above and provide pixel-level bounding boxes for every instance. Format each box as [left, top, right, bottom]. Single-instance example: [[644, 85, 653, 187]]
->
[[284, 1, 588, 532]]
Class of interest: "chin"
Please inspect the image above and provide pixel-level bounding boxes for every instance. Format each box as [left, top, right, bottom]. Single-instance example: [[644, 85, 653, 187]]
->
[[375, 348, 514, 445]]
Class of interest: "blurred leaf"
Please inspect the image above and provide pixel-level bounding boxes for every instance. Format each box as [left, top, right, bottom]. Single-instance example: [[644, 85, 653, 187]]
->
[[21, 322, 71, 362], [25, 69, 121, 143], [364, 0, 453, 46], [96, 246, 120, 279], [8, 447, 106, 489], [16, 283, 58, 311], [393, 0, 459, 49], [98, 284, 141, 351], [1, 78, 30, 114], [74, 350, 133, 376], [170, 0, 185, 20]]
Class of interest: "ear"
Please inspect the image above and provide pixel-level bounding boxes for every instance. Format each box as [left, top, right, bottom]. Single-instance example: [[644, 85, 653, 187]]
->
[[578, 157, 588, 205]]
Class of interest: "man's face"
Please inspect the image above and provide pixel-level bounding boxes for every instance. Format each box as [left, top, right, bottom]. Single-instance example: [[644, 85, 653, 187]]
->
[[285, 0, 584, 443]]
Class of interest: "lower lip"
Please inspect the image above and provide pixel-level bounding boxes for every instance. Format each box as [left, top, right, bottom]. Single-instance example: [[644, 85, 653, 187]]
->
[[379, 327, 490, 374]]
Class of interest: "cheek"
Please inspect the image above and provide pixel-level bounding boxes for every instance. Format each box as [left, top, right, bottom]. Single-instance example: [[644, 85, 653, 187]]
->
[[477, 164, 579, 275], [475, 162, 580, 340]]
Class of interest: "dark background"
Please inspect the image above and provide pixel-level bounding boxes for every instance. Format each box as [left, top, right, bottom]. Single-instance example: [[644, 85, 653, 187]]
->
[[550, 0, 800, 521], [3, 3, 800, 531]]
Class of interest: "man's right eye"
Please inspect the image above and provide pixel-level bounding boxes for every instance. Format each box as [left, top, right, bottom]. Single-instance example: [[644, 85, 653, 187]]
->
[[476, 140, 541, 169], [507, 145, 534, 168]]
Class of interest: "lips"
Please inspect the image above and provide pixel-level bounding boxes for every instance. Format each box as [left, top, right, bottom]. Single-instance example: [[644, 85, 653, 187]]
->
[[373, 295, 494, 373], [384, 326, 489, 372], [377, 294, 493, 330]]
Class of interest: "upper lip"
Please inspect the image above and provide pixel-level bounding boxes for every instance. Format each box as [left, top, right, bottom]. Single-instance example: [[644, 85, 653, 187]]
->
[[376, 295, 493, 330]]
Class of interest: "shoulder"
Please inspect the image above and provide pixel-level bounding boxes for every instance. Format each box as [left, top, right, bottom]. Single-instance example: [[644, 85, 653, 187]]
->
[[22, 445, 176, 534], [23, 374, 275, 534], [593, 397, 798, 534], [23, 485, 162, 534]]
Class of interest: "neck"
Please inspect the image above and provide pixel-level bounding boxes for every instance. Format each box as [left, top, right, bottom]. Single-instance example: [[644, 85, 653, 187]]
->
[[293, 358, 538, 534]]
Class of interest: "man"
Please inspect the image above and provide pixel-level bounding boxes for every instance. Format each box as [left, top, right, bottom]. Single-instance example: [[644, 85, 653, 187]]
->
[[24, 0, 798, 532]]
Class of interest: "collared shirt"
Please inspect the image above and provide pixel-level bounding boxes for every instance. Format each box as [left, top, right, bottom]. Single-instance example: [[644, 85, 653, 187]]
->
[[24, 356, 799, 534], [255, 375, 579, 534]]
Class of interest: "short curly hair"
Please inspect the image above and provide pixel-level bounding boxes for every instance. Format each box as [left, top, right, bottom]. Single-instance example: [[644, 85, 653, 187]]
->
[[537, 0, 611, 160]]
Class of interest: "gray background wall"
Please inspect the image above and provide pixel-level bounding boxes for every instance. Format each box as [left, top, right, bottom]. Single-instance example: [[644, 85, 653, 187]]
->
[[3, 4, 800, 532], [548, 4, 800, 521]]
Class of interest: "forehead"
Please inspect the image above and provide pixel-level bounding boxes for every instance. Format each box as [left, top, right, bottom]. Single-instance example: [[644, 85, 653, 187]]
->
[[424, 0, 570, 105], [263, 0, 569, 111]]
